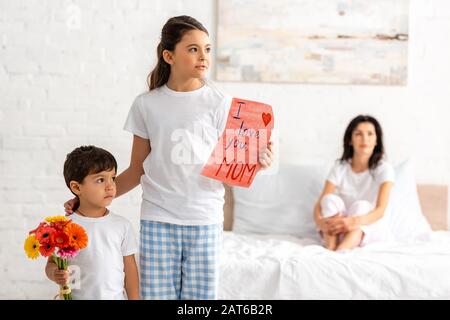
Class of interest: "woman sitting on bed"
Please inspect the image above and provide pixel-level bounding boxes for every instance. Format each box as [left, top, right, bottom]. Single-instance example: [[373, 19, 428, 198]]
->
[[313, 115, 395, 251]]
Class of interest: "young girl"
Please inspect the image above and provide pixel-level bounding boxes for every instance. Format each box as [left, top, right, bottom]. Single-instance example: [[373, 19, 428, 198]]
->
[[313, 115, 394, 251], [65, 15, 273, 299]]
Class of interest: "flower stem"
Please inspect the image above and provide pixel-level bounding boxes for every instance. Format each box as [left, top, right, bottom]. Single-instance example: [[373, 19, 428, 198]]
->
[[54, 256, 72, 300]]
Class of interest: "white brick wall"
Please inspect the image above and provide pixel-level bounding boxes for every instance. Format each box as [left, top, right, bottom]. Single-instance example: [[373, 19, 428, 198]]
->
[[1, 0, 450, 299]]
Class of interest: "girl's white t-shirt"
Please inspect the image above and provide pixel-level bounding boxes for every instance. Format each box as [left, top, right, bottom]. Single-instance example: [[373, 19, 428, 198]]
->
[[124, 84, 232, 225], [69, 212, 137, 300], [326, 160, 395, 208]]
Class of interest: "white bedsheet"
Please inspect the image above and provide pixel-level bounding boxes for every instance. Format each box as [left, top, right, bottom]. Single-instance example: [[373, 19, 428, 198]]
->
[[218, 231, 450, 299]]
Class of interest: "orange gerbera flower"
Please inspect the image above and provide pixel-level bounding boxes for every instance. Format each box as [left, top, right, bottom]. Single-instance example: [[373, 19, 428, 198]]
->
[[51, 231, 70, 249], [65, 222, 88, 250]]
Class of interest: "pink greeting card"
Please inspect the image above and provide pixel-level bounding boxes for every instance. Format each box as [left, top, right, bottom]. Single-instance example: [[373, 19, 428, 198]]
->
[[201, 98, 274, 188]]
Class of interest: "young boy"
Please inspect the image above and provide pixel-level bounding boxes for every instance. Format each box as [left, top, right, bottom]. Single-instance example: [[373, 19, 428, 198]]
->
[[45, 145, 140, 299]]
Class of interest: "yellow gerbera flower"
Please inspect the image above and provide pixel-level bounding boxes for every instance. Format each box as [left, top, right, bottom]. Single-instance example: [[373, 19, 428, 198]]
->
[[24, 234, 40, 259], [44, 215, 68, 223]]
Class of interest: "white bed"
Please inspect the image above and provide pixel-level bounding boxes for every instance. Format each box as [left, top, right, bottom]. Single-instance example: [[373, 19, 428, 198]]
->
[[218, 163, 450, 299], [219, 231, 450, 299]]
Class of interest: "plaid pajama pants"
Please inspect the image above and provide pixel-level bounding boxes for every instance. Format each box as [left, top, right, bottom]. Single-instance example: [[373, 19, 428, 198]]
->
[[139, 220, 222, 300]]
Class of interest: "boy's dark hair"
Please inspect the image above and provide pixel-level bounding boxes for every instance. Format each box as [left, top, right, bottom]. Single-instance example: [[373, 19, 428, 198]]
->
[[340, 115, 385, 170], [63, 146, 117, 209], [148, 15, 209, 90]]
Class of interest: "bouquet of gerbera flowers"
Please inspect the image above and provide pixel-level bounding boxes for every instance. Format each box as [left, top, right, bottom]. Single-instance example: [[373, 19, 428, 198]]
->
[[24, 215, 88, 300]]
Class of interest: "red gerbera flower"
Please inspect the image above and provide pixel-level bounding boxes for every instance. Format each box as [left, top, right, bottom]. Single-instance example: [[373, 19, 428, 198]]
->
[[50, 220, 70, 232], [39, 242, 55, 257], [51, 231, 70, 249], [35, 226, 56, 244], [29, 222, 48, 235]]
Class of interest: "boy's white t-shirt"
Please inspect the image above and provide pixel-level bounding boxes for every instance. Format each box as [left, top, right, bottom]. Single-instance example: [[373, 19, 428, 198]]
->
[[69, 212, 137, 300], [124, 83, 232, 225], [326, 160, 395, 208]]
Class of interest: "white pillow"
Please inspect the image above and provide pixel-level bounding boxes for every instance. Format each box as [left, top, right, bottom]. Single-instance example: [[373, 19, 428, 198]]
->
[[232, 163, 326, 238], [386, 160, 432, 241]]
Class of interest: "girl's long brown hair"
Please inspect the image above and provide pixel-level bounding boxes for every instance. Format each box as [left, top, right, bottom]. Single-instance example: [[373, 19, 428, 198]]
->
[[147, 16, 209, 91]]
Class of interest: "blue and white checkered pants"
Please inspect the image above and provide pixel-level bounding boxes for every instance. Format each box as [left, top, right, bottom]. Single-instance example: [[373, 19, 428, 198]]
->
[[140, 220, 222, 300]]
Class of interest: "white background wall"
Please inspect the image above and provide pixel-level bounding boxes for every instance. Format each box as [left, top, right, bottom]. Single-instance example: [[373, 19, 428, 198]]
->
[[1, 0, 449, 299]]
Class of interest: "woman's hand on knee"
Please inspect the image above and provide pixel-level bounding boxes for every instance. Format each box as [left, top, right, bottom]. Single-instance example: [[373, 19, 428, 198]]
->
[[328, 216, 358, 235], [317, 215, 339, 234]]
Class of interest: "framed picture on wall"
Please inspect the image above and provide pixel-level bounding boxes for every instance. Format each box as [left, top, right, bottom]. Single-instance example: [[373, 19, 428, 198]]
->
[[216, 0, 409, 85]]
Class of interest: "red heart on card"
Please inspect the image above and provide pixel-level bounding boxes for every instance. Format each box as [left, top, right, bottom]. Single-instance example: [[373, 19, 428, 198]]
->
[[262, 113, 272, 126]]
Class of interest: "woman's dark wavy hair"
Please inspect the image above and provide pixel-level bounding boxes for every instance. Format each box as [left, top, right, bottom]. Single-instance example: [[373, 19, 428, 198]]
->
[[147, 15, 209, 91], [340, 115, 384, 170]]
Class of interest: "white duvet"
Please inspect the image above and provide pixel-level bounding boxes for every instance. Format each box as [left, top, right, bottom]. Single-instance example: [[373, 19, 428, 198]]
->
[[218, 231, 450, 299]]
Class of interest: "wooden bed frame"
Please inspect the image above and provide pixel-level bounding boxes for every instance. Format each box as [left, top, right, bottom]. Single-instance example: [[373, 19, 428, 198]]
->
[[223, 184, 448, 232]]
